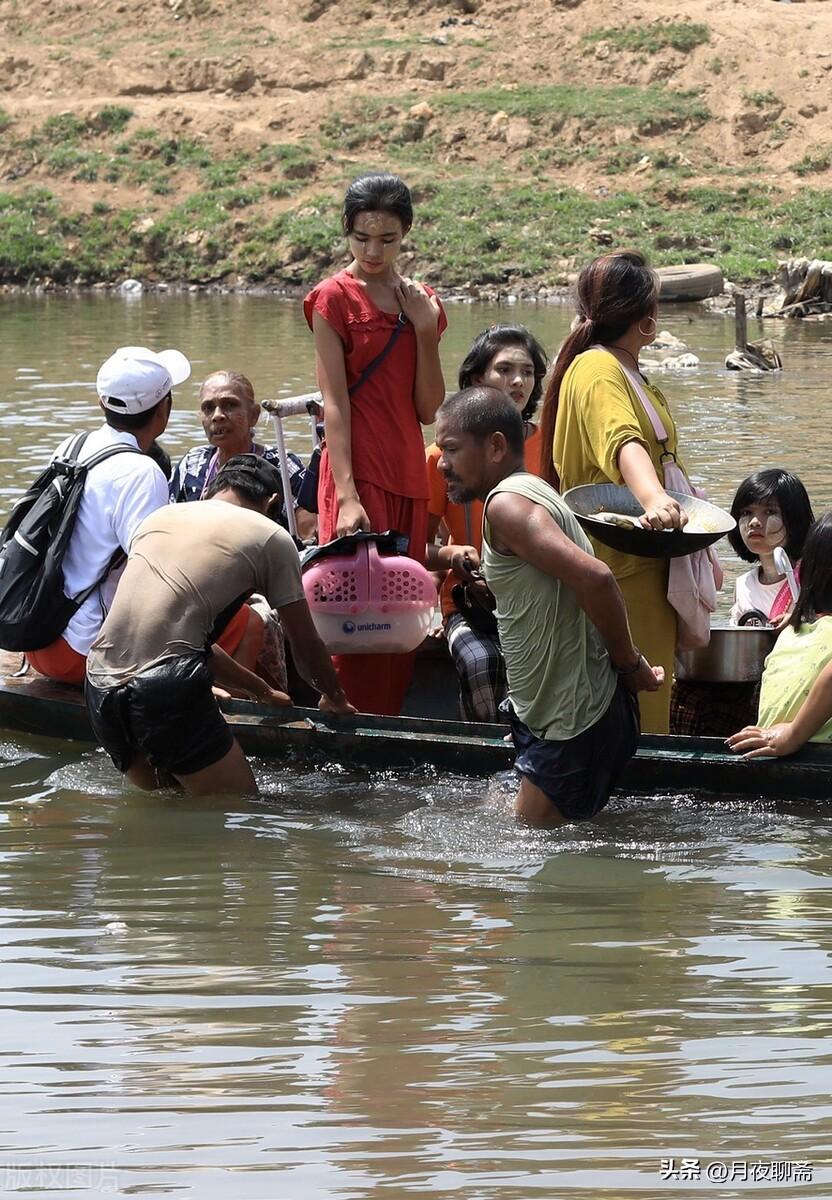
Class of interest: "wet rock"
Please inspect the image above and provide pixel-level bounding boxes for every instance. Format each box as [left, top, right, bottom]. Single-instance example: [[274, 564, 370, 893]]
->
[[657, 352, 700, 369], [648, 330, 688, 352]]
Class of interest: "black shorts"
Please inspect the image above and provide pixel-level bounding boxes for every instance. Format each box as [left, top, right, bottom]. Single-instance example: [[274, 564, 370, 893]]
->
[[85, 653, 235, 778], [509, 681, 639, 821]]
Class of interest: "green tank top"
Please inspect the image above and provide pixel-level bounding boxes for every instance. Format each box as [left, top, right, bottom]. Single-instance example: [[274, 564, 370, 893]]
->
[[482, 472, 617, 740]]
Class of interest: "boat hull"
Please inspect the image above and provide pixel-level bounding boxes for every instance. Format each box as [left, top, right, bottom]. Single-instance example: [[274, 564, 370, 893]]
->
[[0, 656, 830, 800]]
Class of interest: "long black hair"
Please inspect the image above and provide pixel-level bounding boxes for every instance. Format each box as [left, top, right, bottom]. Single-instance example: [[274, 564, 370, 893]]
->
[[790, 512, 832, 628], [539, 250, 659, 489], [728, 469, 814, 563], [458, 325, 549, 421], [342, 173, 413, 235]]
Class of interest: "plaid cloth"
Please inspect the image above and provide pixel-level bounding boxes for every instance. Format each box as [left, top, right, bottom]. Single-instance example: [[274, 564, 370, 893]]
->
[[445, 611, 507, 724], [170, 443, 305, 523], [670, 680, 760, 738]]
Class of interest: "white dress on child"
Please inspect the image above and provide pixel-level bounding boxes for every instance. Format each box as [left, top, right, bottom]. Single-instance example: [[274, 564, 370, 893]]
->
[[730, 568, 785, 624]]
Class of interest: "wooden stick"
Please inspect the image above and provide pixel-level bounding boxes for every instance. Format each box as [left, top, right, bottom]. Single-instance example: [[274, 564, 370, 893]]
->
[[735, 292, 748, 352]]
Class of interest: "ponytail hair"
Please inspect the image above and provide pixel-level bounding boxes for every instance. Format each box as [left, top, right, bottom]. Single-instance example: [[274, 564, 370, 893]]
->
[[539, 250, 659, 490]]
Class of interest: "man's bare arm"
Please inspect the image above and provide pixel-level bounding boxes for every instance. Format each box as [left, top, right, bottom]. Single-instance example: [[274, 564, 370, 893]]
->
[[277, 599, 355, 714]]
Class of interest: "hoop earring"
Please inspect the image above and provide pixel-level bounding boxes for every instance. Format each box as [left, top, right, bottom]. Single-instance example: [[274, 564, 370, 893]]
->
[[638, 316, 657, 339]]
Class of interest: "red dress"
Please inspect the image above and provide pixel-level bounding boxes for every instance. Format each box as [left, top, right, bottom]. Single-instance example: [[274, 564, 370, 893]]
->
[[304, 270, 447, 715]]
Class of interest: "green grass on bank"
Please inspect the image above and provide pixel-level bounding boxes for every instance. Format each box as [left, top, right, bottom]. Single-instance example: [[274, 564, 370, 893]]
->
[[2, 108, 319, 195], [422, 83, 710, 134], [583, 22, 710, 55], [2, 178, 830, 288]]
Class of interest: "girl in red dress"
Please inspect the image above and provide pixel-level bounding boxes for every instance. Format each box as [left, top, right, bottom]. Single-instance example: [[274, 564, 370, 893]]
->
[[303, 173, 447, 715]]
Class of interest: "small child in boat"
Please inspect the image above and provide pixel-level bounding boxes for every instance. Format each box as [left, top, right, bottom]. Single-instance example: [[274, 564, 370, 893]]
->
[[728, 511, 832, 758], [727, 469, 814, 626]]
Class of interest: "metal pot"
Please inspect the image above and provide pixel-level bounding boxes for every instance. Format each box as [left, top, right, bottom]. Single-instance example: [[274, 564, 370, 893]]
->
[[675, 625, 777, 684]]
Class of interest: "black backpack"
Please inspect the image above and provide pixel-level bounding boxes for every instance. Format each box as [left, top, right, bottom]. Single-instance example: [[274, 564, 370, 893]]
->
[[0, 432, 141, 652]]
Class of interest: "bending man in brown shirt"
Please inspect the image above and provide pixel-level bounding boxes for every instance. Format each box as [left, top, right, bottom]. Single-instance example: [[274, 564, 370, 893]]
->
[[85, 455, 353, 797]]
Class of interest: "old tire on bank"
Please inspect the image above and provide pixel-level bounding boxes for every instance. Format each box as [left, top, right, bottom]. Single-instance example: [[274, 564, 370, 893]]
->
[[657, 264, 724, 302]]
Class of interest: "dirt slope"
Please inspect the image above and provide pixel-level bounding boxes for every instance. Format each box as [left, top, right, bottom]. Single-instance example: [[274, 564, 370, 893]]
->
[[1, 0, 831, 288]]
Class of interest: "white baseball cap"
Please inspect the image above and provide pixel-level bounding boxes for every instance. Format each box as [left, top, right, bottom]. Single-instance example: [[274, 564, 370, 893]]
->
[[96, 345, 192, 415]]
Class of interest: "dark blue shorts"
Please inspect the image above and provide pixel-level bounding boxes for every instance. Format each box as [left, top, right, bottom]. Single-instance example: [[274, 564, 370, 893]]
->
[[85, 652, 234, 778], [509, 681, 639, 821]]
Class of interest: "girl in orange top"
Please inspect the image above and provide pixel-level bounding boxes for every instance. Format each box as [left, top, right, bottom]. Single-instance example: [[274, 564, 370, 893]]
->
[[425, 325, 549, 721]]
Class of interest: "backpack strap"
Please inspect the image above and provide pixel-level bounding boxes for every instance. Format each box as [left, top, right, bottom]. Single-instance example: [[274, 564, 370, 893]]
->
[[82, 443, 143, 471], [67, 441, 144, 604], [55, 432, 90, 466]]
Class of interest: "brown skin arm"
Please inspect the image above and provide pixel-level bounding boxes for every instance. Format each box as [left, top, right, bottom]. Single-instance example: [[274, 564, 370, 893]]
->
[[727, 659, 832, 758], [210, 644, 291, 706], [277, 598, 355, 714], [486, 491, 662, 694], [312, 309, 370, 537], [618, 440, 687, 530]]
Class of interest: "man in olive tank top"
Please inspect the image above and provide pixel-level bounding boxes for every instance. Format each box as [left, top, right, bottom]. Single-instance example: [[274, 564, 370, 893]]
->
[[435, 387, 663, 826]]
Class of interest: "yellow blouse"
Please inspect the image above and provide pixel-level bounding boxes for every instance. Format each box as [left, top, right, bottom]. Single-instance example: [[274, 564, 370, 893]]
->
[[758, 619, 832, 742], [553, 347, 684, 579]]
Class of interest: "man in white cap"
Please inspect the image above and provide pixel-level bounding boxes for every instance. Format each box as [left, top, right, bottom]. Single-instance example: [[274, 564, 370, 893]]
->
[[27, 346, 190, 686]]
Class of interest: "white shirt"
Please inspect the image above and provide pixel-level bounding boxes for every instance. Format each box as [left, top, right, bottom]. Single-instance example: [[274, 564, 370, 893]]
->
[[55, 425, 170, 655], [730, 567, 785, 625]]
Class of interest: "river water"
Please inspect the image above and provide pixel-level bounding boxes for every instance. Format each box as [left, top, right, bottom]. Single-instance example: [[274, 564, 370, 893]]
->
[[0, 294, 831, 1197]]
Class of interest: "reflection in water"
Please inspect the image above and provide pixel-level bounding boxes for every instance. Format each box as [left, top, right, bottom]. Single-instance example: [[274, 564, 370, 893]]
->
[[0, 297, 831, 1195], [1, 735, 831, 1196]]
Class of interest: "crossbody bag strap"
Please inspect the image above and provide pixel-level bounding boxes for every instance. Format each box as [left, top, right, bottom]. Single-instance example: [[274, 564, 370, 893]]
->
[[348, 313, 408, 396], [591, 345, 673, 456]]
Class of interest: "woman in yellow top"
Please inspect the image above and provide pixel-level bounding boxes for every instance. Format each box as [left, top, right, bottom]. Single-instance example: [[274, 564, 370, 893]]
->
[[539, 250, 687, 734], [728, 512, 832, 758]]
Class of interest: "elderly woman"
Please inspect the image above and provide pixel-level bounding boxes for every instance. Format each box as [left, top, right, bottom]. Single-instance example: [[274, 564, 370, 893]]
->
[[539, 250, 688, 734], [170, 369, 313, 682]]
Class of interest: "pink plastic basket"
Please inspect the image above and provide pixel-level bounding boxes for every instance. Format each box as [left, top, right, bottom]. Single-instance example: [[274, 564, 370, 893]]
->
[[303, 540, 436, 654]]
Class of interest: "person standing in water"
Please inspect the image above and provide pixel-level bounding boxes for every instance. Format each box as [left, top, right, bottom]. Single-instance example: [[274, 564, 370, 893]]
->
[[434, 387, 662, 826], [304, 173, 447, 715], [539, 250, 692, 735], [425, 325, 549, 722]]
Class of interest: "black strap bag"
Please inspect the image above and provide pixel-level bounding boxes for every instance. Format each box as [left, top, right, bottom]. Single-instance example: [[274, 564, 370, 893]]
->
[[0, 433, 140, 651], [300, 314, 408, 515]]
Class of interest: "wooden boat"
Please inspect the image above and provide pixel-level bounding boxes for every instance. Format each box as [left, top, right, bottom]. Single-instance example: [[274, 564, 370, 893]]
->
[[0, 649, 830, 801]]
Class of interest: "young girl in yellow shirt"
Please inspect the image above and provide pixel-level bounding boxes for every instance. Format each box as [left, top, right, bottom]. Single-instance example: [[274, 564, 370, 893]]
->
[[728, 512, 832, 757]]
